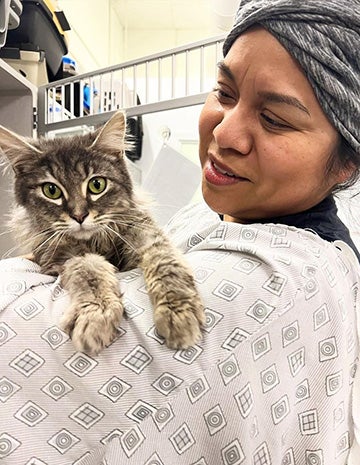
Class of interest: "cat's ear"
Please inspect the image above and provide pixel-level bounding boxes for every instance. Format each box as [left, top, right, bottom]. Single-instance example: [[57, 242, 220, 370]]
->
[[0, 125, 42, 173], [90, 111, 127, 155]]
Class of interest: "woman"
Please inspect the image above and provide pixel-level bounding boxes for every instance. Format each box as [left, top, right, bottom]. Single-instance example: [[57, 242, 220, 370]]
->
[[201, 0, 359, 255], [0, 0, 359, 464]]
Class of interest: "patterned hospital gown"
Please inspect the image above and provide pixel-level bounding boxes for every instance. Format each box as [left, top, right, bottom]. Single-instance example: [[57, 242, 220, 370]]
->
[[0, 202, 359, 465]]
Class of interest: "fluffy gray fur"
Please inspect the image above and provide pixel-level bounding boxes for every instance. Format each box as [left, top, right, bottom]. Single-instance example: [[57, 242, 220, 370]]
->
[[0, 112, 204, 354]]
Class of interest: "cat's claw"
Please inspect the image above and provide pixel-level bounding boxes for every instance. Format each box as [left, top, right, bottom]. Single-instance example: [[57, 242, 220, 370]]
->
[[154, 295, 205, 349], [60, 298, 124, 355]]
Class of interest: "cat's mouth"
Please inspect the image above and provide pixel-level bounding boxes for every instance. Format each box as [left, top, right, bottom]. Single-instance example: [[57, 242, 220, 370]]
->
[[71, 227, 96, 240], [68, 221, 98, 240]]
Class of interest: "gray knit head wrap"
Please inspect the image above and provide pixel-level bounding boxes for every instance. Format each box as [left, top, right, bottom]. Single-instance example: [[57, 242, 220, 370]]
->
[[223, 0, 360, 155]]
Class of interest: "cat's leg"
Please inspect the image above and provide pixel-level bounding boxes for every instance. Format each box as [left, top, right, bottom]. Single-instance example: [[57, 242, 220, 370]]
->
[[140, 240, 205, 349], [60, 253, 123, 355]]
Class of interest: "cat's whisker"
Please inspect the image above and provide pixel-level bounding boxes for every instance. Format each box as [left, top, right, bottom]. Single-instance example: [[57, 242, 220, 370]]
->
[[0, 229, 13, 238], [9, 219, 54, 239], [21, 230, 58, 252], [99, 219, 149, 233], [32, 230, 63, 255], [95, 213, 150, 233], [98, 225, 122, 265], [52, 221, 67, 229], [97, 212, 148, 222], [102, 224, 137, 252], [1, 225, 58, 259], [46, 230, 67, 263], [1, 243, 24, 259], [2, 235, 46, 259]]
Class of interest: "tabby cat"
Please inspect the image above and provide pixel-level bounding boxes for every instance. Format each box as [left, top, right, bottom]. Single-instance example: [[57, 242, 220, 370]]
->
[[0, 111, 204, 354]]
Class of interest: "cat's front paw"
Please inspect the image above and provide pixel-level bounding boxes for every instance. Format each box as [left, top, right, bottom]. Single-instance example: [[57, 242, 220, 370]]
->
[[60, 297, 124, 355], [154, 293, 205, 349]]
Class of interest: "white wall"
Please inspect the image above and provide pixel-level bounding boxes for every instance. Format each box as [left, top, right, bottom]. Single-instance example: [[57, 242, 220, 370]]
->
[[136, 105, 202, 179], [57, 0, 125, 73], [124, 28, 213, 61]]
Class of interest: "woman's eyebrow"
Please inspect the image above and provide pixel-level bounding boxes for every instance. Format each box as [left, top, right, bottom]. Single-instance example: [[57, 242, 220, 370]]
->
[[217, 61, 236, 81], [259, 91, 310, 116], [217, 61, 310, 116]]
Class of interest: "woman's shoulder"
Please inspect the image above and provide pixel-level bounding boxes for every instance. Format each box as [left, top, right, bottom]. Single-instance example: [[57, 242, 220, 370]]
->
[[164, 201, 222, 250], [166, 203, 360, 273]]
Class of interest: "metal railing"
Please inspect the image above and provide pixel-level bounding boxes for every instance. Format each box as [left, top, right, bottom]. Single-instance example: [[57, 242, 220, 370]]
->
[[37, 34, 225, 136]]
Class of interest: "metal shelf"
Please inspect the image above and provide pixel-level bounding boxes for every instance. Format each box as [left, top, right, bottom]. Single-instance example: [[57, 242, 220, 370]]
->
[[0, 58, 37, 258], [0, 58, 36, 136]]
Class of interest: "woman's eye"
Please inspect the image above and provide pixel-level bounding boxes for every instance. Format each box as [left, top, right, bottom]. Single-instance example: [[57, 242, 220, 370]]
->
[[88, 177, 107, 194], [213, 86, 234, 102], [42, 183, 62, 200], [261, 113, 291, 129]]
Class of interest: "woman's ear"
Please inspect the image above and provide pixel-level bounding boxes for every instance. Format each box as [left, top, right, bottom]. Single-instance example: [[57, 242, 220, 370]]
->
[[336, 161, 357, 186]]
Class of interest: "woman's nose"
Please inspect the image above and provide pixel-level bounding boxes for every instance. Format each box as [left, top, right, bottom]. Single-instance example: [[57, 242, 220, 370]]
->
[[213, 106, 253, 155]]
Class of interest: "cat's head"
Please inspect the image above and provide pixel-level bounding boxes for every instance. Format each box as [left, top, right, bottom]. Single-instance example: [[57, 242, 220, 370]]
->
[[0, 111, 136, 246]]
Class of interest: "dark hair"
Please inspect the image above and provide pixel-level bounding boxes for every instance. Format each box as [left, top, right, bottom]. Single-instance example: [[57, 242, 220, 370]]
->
[[328, 136, 360, 194]]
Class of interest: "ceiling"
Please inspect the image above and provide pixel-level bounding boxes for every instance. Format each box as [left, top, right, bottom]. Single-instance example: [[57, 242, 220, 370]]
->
[[110, 0, 216, 30]]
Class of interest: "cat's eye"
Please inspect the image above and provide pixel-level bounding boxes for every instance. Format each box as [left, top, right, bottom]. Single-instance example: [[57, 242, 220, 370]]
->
[[88, 177, 107, 194], [42, 183, 62, 200]]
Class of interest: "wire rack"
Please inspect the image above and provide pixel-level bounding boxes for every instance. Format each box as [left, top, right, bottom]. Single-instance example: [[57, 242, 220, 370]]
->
[[37, 34, 225, 135]]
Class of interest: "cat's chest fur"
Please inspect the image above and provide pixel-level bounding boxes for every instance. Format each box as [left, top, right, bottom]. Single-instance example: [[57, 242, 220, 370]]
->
[[33, 217, 144, 275]]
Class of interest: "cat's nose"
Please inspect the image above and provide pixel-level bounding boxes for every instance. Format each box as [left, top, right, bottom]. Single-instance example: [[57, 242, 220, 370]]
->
[[71, 212, 89, 224]]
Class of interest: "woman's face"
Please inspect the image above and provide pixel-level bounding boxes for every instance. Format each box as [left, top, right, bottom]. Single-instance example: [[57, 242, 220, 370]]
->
[[199, 27, 346, 222]]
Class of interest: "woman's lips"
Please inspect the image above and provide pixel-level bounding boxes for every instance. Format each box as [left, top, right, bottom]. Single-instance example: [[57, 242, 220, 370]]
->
[[204, 159, 250, 186]]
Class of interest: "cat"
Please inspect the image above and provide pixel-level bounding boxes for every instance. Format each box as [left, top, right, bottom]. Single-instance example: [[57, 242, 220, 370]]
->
[[0, 111, 204, 355]]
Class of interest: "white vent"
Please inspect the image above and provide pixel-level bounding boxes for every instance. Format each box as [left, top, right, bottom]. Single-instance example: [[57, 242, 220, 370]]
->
[[0, 0, 23, 47]]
